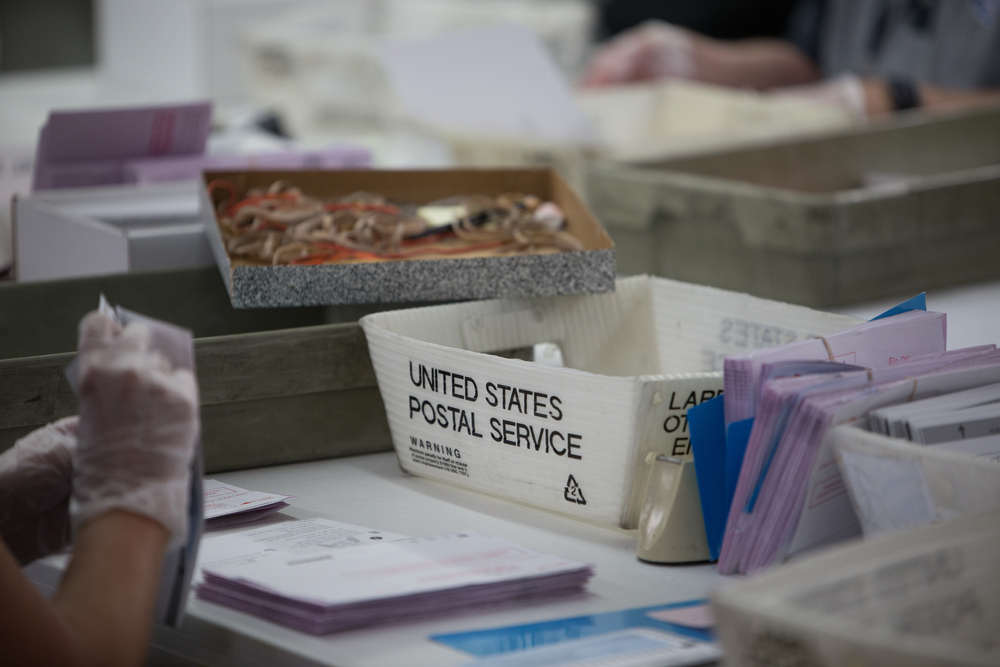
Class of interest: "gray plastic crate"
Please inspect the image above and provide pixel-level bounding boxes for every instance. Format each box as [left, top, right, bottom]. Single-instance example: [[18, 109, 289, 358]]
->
[[588, 108, 1000, 307], [0, 266, 409, 473]]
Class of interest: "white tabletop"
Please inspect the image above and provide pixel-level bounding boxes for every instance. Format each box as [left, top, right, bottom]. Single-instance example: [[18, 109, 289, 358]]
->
[[18, 280, 990, 667], [142, 452, 721, 667], [142, 279, 1000, 666]]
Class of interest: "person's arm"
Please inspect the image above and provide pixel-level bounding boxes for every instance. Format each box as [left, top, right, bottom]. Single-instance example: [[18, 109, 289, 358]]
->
[[691, 37, 820, 90], [0, 510, 169, 667], [860, 78, 1000, 116], [0, 417, 78, 566], [0, 310, 199, 667], [582, 20, 820, 89]]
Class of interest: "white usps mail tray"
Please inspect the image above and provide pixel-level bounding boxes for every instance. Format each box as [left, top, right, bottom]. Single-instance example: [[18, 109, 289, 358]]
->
[[361, 275, 860, 529], [830, 424, 1000, 537], [712, 507, 1000, 667]]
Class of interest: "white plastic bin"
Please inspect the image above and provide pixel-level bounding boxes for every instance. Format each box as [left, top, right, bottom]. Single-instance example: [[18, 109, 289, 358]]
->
[[422, 79, 858, 198], [361, 276, 859, 529], [830, 424, 1000, 537], [576, 79, 859, 163], [14, 182, 213, 282], [713, 506, 1000, 667]]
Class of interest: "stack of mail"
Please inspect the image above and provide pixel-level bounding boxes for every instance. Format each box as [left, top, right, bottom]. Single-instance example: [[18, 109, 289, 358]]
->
[[869, 382, 1000, 454], [719, 333, 1000, 574], [33, 103, 212, 190], [722, 310, 949, 426], [203, 479, 292, 529], [197, 530, 593, 634]]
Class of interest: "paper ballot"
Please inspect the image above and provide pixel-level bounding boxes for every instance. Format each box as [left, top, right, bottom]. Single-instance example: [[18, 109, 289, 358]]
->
[[196, 517, 409, 583], [197, 529, 593, 634]]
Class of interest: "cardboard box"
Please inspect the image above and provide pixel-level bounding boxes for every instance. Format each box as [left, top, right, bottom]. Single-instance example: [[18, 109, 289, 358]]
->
[[201, 168, 616, 308], [829, 424, 1000, 537], [712, 507, 1000, 667], [360, 276, 860, 529], [14, 181, 214, 282]]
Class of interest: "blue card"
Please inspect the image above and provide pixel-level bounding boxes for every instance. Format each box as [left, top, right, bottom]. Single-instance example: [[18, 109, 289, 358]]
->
[[431, 599, 713, 657], [688, 396, 727, 561], [869, 293, 926, 321]]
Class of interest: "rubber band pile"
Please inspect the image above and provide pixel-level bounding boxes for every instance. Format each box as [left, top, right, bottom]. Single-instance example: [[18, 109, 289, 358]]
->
[[208, 180, 585, 266]]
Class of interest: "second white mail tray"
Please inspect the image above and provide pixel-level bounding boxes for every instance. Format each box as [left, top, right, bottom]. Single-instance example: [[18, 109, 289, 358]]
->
[[14, 181, 214, 282]]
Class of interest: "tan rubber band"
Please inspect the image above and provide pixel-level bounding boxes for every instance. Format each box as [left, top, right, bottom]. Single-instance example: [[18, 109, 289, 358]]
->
[[866, 368, 874, 383], [814, 336, 836, 362], [908, 378, 919, 402]]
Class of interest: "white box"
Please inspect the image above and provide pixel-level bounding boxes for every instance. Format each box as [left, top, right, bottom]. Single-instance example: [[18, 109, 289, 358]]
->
[[361, 276, 860, 529], [577, 79, 859, 163], [99, 0, 347, 103], [712, 506, 1000, 667], [13, 182, 214, 282], [830, 424, 1000, 537], [427, 76, 859, 197], [240, 0, 595, 133]]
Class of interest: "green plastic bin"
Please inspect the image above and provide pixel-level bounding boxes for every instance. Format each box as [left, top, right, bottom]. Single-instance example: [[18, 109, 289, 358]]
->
[[0, 266, 402, 472], [589, 108, 1000, 307]]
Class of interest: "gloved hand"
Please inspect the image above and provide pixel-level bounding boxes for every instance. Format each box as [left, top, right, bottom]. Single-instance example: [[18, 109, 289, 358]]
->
[[772, 74, 869, 120], [71, 311, 199, 548], [582, 20, 696, 87], [0, 417, 78, 565]]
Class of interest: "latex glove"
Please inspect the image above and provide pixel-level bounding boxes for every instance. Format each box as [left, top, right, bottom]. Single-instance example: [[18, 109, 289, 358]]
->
[[0, 417, 78, 565], [71, 311, 199, 548], [772, 74, 869, 120], [582, 20, 695, 87]]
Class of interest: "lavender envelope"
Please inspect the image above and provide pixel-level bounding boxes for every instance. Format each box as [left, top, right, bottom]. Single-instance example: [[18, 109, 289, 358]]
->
[[33, 102, 213, 190]]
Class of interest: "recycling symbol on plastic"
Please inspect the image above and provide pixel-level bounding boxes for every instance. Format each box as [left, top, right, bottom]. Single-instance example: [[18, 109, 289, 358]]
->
[[564, 475, 586, 505]]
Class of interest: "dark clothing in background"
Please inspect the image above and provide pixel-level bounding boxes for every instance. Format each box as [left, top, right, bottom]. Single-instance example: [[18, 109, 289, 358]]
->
[[599, 0, 801, 40], [816, 0, 1000, 87]]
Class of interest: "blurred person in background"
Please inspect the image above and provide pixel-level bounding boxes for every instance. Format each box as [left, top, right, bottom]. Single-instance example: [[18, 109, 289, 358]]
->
[[598, 0, 801, 41], [0, 310, 199, 667], [585, 0, 1000, 118]]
